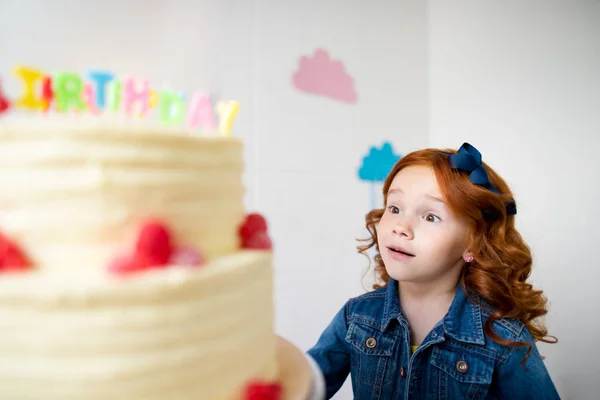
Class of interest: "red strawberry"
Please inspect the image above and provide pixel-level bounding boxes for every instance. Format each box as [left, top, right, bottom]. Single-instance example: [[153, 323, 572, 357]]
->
[[0, 82, 10, 115], [169, 246, 205, 267], [242, 231, 273, 250], [0, 234, 31, 271], [239, 214, 268, 242], [245, 381, 282, 400], [108, 252, 153, 275], [0, 97, 9, 114], [135, 220, 173, 265]]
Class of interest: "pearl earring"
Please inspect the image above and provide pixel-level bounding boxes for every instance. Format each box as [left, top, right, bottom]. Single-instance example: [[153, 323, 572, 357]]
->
[[463, 253, 474, 263]]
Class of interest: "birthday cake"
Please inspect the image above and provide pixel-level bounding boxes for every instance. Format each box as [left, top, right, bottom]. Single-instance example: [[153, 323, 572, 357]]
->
[[0, 68, 312, 400]]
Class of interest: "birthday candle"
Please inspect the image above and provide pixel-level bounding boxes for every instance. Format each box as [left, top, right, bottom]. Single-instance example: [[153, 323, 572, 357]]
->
[[40, 76, 54, 112], [159, 90, 185, 125], [148, 89, 158, 109], [87, 71, 114, 109], [187, 92, 216, 131], [108, 80, 122, 111], [135, 89, 158, 119], [13, 66, 46, 109], [215, 100, 240, 135], [83, 83, 101, 115], [53, 72, 86, 112], [123, 78, 150, 117]]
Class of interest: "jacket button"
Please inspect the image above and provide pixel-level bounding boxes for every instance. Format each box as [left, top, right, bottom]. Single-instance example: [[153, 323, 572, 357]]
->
[[400, 367, 406, 378], [365, 337, 377, 349], [456, 360, 469, 373]]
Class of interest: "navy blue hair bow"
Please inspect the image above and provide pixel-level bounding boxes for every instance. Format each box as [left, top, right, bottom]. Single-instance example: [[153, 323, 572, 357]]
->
[[448, 143, 517, 218]]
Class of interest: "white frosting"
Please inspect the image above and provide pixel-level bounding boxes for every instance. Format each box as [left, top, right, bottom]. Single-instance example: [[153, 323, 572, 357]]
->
[[0, 122, 279, 399], [0, 252, 276, 399], [0, 123, 245, 272]]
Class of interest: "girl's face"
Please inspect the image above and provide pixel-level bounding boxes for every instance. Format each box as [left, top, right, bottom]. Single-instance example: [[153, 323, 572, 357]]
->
[[377, 166, 469, 286]]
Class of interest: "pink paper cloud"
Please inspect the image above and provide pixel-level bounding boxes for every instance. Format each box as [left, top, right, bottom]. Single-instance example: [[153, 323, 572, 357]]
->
[[292, 48, 357, 104]]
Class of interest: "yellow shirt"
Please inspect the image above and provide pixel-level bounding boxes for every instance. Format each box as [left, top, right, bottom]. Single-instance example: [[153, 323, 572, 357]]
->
[[411, 345, 419, 353]]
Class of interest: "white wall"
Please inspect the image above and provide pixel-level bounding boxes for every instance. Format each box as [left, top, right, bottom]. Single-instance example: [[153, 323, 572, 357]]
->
[[252, 3, 428, 398], [0, 1, 426, 399], [428, 2, 600, 398], [1, 1, 598, 399]]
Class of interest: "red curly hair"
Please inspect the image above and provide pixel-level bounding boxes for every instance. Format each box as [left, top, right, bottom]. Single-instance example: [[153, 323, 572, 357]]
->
[[357, 147, 556, 361]]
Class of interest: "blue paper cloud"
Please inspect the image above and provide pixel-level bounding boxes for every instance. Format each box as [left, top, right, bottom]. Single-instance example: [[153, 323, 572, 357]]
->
[[358, 141, 402, 182]]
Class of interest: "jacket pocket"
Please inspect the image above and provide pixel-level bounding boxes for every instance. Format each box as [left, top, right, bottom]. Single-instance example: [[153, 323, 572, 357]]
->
[[430, 344, 494, 399], [345, 321, 398, 386]]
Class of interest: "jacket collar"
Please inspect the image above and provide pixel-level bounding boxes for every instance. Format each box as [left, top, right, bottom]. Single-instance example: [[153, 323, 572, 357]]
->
[[381, 279, 402, 332], [381, 279, 485, 345]]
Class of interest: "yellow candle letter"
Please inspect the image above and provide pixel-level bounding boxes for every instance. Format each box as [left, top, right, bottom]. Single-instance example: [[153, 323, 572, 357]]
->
[[216, 100, 240, 136], [13, 66, 46, 109]]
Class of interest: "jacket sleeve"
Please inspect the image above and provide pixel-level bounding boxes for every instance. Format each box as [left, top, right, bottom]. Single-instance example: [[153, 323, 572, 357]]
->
[[306, 303, 351, 399], [495, 327, 560, 399]]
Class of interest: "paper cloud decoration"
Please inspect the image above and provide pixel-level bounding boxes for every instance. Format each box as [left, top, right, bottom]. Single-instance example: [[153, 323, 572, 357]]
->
[[292, 48, 357, 104], [358, 141, 402, 182]]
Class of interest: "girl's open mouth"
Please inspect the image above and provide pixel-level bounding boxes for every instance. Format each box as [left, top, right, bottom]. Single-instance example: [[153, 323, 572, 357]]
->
[[388, 246, 415, 257]]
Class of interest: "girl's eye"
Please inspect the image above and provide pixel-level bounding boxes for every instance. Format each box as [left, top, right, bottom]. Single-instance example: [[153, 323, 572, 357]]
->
[[388, 205, 400, 214], [424, 213, 440, 223]]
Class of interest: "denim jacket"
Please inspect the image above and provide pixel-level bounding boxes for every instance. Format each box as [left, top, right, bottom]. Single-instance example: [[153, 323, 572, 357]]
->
[[307, 279, 560, 399]]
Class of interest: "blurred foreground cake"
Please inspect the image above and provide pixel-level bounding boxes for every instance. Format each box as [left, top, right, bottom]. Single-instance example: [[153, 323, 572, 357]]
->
[[0, 121, 304, 400]]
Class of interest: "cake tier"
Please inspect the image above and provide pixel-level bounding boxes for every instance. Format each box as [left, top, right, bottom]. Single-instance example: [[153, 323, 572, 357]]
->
[[0, 251, 276, 400], [0, 122, 245, 272]]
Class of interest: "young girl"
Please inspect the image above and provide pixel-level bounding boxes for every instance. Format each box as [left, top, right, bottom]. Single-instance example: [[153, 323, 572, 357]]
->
[[307, 143, 559, 399]]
